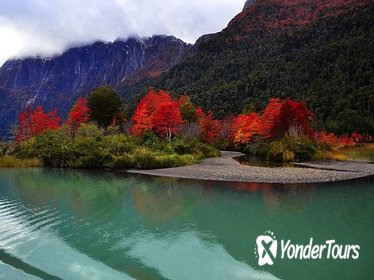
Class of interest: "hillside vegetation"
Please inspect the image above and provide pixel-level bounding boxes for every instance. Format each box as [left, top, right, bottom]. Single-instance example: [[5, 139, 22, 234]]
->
[[143, 1, 373, 134]]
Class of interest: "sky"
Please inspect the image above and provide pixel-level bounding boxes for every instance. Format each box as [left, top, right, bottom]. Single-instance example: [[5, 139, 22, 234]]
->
[[0, 0, 244, 66]]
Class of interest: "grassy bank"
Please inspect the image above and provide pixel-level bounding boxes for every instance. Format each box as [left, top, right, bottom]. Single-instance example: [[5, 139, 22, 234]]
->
[[0, 155, 43, 168], [315, 144, 374, 162], [3, 124, 219, 169]]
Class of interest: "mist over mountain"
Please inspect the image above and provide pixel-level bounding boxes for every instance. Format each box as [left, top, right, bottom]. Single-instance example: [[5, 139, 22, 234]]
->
[[0, 0, 373, 138], [0, 35, 191, 137]]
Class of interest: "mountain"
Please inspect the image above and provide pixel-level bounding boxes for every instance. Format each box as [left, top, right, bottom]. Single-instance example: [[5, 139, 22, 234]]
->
[[1, 0, 373, 138], [0, 35, 192, 138], [148, 0, 374, 134]]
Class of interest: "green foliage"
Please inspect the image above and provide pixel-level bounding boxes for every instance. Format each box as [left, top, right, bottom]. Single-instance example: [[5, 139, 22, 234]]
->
[[171, 137, 219, 159], [32, 130, 74, 167], [68, 136, 112, 168], [111, 154, 135, 169], [284, 136, 317, 161], [180, 98, 197, 123], [0, 155, 42, 168], [75, 123, 104, 138], [87, 86, 123, 128], [267, 136, 317, 162], [131, 146, 195, 169], [0, 142, 8, 156], [12, 123, 219, 169], [268, 141, 295, 162]]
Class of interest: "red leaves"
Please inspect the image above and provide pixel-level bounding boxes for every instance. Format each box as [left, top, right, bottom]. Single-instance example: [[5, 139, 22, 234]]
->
[[66, 98, 90, 136], [197, 110, 222, 145], [259, 98, 282, 139], [230, 113, 261, 144], [131, 89, 183, 139], [316, 131, 356, 148], [16, 106, 61, 142], [230, 97, 314, 144], [269, 98, 313, 139], [131, 94, 313, 145], [16, 98, 90, 142], [153, 101, 184, 142]]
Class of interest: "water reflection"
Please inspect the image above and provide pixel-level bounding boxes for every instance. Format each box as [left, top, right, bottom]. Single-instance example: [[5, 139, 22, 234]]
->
[[114, 230, 280, 280], [0, 197, 134, 280], [0, 169, 373, 280]]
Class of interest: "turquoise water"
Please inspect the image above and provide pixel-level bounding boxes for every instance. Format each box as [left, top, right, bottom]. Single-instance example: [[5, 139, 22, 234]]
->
[[0, 168, 373, 280]]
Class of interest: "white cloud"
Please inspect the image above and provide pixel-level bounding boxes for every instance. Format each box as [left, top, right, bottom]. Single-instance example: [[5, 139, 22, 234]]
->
[[0, 0, 244, 66]]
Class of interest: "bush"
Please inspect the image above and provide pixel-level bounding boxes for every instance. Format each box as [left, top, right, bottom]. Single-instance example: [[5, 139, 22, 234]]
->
[[268, 141, 295, 162], [33, 131, 73, 167], [68, 136, 112, 168], [283, 136, 317, 161], [155, 154, 195, 168], [16, 137, 38, 158], [110, 154, 135, 169], [102, 134, 138, 155], [12, 122, 219, 169], [267, 136, 317, 162], [132, 146, 159, 169], [76, 123, 104, 138], [171, 137, 219, 158], [0, 155, 43, 167]]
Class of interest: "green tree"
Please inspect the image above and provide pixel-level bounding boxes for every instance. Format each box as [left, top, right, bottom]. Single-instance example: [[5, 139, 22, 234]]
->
[[179, 97, 197, 123], [87, 86, 123, 128]]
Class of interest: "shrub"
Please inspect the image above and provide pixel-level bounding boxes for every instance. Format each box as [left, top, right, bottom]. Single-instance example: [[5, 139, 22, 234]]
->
[[0, 155, 43, 168], [283, 136, 317, 161], [102, 134, 137, 156], [68, 136, 112, 168], [76, 123, 104, 138], [268, 141, 295, 162], [155, 154, 195, 168], [267, 136, 317, 162], [16, 137, 38, 158], [133, 147, 159, 169], [110, 154, 135, 169], [33, 130, 73, 167]]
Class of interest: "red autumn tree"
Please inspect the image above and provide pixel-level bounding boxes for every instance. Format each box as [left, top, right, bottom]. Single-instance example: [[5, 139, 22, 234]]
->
[[131, 89, 172, 136], [153, 101, 184, 143], [198, 110, 222, 145], [259, 98, 282, 138], [260, 98, 313, 139], [16, 106, 61, 142], [221, 114, 235, 139], [65, 97, 90, 136], [230, 113, 261, 144], [275, 98, 313, 138]]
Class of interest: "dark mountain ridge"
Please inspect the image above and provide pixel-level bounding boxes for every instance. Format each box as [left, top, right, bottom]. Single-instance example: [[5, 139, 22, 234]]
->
[[0, 35, 192, 137]]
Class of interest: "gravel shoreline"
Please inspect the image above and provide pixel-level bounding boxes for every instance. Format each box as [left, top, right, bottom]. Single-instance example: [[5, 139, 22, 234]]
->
[[127, 151, 374, 184]]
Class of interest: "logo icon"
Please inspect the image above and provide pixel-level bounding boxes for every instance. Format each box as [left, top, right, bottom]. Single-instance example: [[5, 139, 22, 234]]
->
[[255, 231, 277, 266]]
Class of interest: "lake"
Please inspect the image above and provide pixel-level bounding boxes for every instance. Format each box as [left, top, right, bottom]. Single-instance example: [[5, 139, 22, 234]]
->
[[0, 168, 373, 279]]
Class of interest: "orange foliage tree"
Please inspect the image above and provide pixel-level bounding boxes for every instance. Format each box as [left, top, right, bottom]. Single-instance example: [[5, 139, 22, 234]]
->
[[153, 101, 184, 143], [131, 89, 184, 140], [65, 97, 90, 136], [230, 97, 314, 144], [197, 109, 222, 144], [131, 89, 172, 136], [16, 106, 61, 142], [230, 113, 262, 144]]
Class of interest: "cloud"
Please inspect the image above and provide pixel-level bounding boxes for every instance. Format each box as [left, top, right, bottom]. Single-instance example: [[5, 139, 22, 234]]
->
[[0, 0, 244, 66]]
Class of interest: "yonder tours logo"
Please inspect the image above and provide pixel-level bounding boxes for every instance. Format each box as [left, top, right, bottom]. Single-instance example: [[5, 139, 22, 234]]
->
[[254, 231, 360, 266]]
